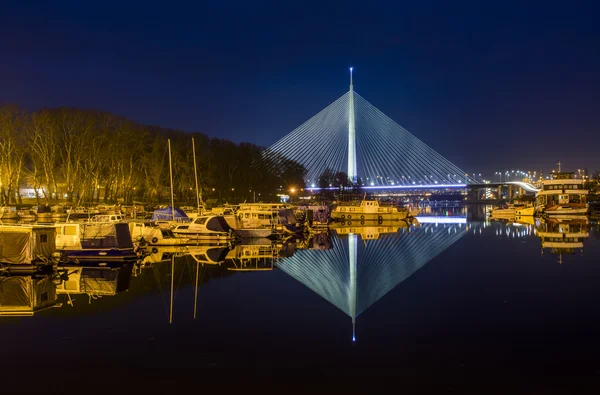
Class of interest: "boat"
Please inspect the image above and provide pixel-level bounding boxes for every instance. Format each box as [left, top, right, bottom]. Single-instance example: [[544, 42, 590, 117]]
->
[[535, 170, 589, 216], [0, 225, 58, 274], [171, 214, 236, 242], [490, 203, 535, 218], [0, 275, 59, 316], [35, 205, 54, 222], [16, 209, 37, 221], [331, 199, 408, 223], [88, 214, 125, 223], [128, 221, 189, 247], [0, 207, 18, 220], [59, 222, 138, 262]]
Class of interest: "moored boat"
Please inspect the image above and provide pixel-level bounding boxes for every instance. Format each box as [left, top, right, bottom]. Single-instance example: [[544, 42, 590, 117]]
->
[[535, 171, 588, 216], [331, 199, 408, 223]]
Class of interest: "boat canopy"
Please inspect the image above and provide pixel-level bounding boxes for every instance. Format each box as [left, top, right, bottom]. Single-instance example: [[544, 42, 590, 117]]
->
[[152, 206, 189, 222], [205, 216, 232, 233], [79, 223, 134, 249], [0, 276, 57, 315]]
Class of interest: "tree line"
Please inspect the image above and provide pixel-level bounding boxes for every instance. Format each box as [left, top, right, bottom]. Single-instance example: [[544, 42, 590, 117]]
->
[[0, 105, 307, 206]]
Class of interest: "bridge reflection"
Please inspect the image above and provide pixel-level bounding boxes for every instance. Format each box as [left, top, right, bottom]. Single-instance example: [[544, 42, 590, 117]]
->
[[277, 221, 467, 340]]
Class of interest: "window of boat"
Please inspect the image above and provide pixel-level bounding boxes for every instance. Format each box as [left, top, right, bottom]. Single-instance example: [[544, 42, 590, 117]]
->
[[40, 233, 48, 243], [194, 217, 208, 225]]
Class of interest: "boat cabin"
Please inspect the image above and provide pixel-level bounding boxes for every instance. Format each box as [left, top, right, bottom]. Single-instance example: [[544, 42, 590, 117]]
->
[[0, 225, 57, 265]]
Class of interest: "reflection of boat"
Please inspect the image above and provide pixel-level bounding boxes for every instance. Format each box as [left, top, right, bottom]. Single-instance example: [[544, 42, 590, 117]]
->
[[515, 215, 536, 226], [536, 217, 589, 260], [535, 171, 588, 216], [187, 245, 231, 265], [330, 221, 409, 240], [56, 263, 133, 303], [0, 275, 59, 316], [331, 199, 408, 222], [225, 242, 282, 271]]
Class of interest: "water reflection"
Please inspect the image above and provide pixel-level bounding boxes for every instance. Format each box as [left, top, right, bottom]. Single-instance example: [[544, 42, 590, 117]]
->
[[536, 217, 589, 262], [277, 219, 467, 340], [0, 275, 58, 316], [1, 212, 595, 328]]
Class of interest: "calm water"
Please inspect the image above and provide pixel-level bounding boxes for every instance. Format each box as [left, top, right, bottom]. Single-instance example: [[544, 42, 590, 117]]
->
[[2, 206, 600, 394]]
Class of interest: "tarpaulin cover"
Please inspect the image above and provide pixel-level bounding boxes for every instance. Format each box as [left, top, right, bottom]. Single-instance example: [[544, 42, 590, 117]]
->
[[152, 206, 189, 221], [205, 216, 231, 233], [0, 229, 31, 264]]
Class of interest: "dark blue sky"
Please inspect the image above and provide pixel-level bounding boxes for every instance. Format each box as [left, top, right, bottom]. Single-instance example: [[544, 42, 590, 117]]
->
[[2, 1, 599, 174]]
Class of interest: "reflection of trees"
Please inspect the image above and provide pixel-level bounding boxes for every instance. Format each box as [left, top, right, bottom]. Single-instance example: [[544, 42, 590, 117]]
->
[[0, 105, 307, 206]]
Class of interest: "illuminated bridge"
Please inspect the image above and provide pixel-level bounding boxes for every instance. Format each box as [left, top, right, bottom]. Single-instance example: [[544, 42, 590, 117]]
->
[[277, 218, 467, 341], [263, 68, 473, 189]]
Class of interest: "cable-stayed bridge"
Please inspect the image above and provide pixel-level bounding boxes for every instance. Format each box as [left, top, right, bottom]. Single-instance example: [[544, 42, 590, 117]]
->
[[263, 68, 473, 188], [277, 218, 467, 341]]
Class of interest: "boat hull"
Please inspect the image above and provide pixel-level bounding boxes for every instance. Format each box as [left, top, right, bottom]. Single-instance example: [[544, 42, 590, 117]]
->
[[331, 212, 408, 221]]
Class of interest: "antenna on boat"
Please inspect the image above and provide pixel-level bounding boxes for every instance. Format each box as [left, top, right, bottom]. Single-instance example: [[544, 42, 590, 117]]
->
[[168, 139, 175, 222], [556, 161, 562, 172], [192, 137, 201, 215]]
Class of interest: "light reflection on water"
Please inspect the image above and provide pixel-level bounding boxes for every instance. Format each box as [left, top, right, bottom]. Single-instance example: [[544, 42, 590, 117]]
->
[[1, 207, 599, 391]]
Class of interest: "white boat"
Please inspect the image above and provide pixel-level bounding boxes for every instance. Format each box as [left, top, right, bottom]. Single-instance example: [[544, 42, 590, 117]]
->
[[128, 221, 189, 246], [490, 203, 535, 218], [17, 209, 37, 221], [0, 207, 18, 220], [331, 199, 408, 223], [171, 214, 235, 242], [535, 171, 588, 216]]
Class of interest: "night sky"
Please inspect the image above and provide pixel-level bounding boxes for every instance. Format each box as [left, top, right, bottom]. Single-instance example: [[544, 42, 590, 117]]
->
[[2, 1, 599, 175]]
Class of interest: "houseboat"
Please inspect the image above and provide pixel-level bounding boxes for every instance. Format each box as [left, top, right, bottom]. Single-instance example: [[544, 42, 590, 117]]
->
[[0, 225, 57, 274], [535, 172, 589, 216]]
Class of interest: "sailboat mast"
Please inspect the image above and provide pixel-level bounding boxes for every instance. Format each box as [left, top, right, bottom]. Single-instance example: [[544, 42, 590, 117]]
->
[[192, 137, 201, 215], [168, 139, 175, 221]]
